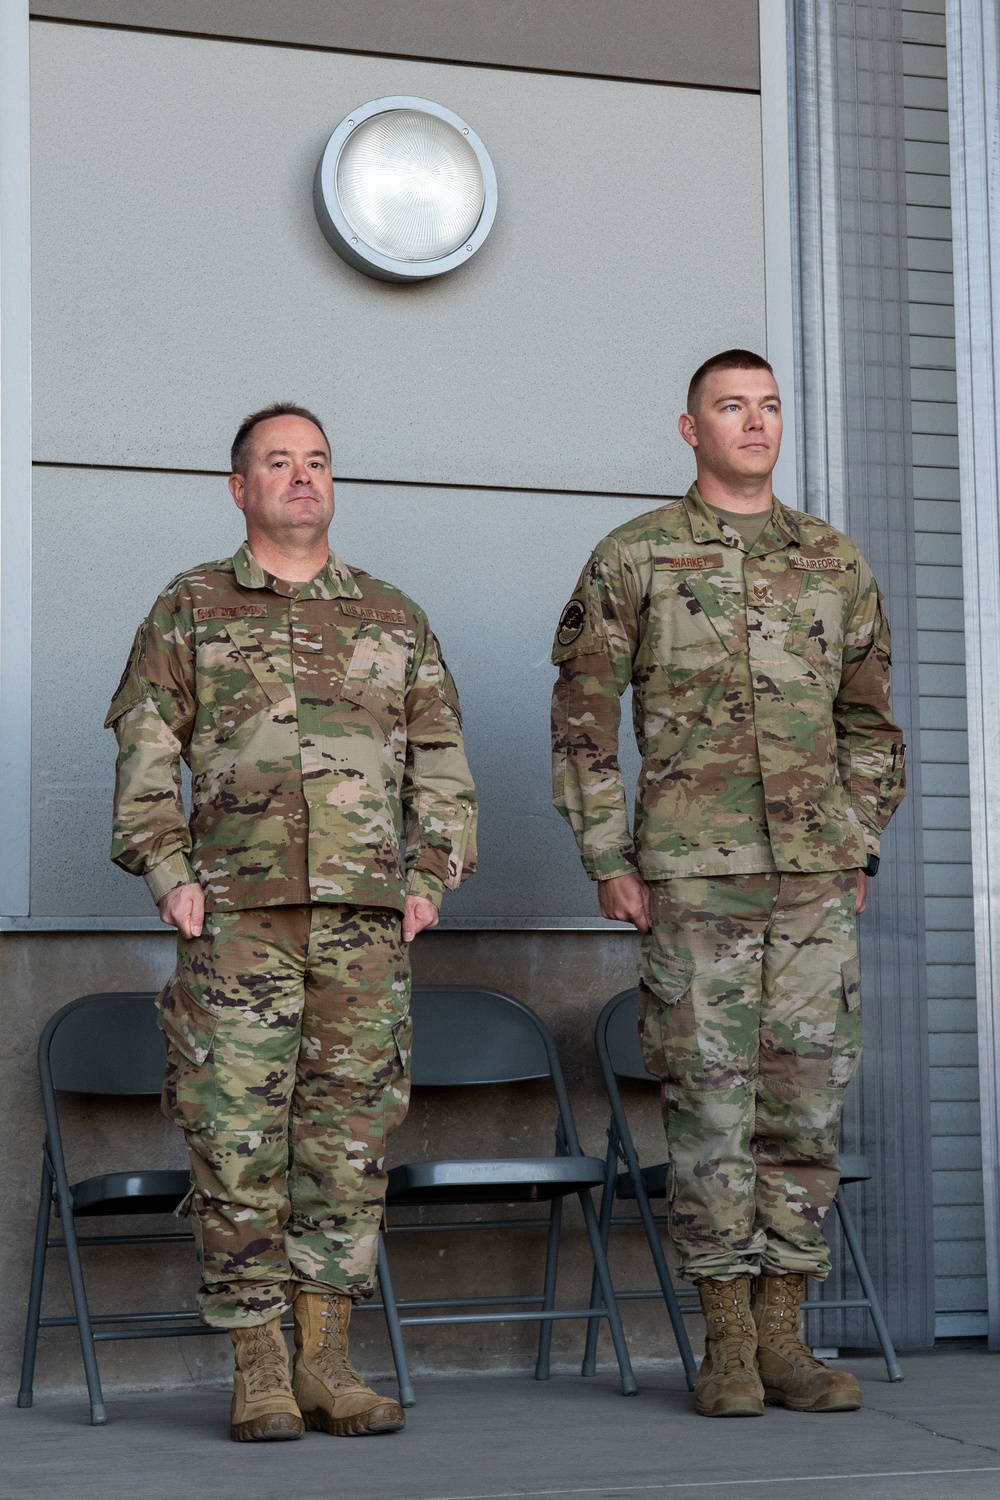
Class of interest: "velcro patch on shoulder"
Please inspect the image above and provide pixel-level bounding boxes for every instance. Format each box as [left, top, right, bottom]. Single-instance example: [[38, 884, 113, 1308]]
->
[[654, 552, 725, 571], [194, 605, 267, 621], [788, 554, 845, 572], [340, 602, 408, 625]]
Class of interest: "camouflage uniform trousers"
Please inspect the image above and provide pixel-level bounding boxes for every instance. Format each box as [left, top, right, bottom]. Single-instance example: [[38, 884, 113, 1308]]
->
[[158, 903, 411, 1327], [638, 871, 861, 1283]]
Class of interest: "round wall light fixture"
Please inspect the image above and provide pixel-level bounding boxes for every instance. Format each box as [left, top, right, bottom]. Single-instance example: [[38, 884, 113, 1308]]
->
[[314, 96, 498, 283]]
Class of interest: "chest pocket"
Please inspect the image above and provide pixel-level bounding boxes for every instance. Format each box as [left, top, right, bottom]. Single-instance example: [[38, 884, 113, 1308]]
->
[[649, 564, 744, 686], [340, 625, 408, 741], [784, 574, 848, 677], [197, 620, 286, 743]]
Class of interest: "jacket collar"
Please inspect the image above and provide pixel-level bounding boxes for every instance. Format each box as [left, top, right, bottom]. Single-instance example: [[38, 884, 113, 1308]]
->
[[232, 540, 363, 600], [681, 484, 803, 552]]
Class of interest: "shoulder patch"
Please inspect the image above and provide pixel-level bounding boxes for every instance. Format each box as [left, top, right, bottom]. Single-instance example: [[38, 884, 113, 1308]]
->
[[654, 553, 725, 571], [788, 554, 845, 572], [556, 599, 587, 649], [104, 621, 148, 728], [194, 605, 267, 621], [341, 601, 408, 625]]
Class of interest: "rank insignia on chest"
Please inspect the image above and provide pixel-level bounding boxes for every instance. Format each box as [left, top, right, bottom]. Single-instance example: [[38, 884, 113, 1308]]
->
[[654, 553, 725, 571], [340, 601, 408, 625], [194, 605, 267, 621], [788, 554, 845, 572]]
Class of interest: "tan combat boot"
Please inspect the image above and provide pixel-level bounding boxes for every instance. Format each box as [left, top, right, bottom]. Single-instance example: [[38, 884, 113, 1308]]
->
[[292, 1291, 405, 1436], [694, 1277, 765, 1417], [228, 1318, 305, 1442], [753, 1273, 862, 1412]]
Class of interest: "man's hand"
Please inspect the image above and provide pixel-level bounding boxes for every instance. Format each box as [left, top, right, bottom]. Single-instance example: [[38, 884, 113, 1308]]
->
[[856, 870, 867, 916], [598, 871, 652, 932], [403, 895, 439, 943], [158, 881, 205, 939]]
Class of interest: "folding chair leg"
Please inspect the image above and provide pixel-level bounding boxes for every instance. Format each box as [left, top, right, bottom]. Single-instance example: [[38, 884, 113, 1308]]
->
[[53, 1176, 107, 1424], [583, 1131, 619, 1377], [579, 1190, 637, 1396], [17, 1157, 54, 1409], [834, 1193, 903, 1382], [632, 1175, 698, 1391], [377, 1232, 415, 1408], [534, 1197, 563, 1381]]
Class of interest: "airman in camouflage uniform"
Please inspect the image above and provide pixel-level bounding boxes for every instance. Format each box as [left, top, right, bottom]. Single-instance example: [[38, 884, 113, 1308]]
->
[[551, 352, 904, 1418], [108, 403, 476, 1441]]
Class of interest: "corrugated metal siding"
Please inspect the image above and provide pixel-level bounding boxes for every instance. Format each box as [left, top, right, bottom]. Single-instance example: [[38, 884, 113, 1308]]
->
[[904, 0, 986, 1335]]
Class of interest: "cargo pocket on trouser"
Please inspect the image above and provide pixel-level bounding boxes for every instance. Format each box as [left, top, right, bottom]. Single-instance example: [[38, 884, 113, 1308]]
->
[[638, 930, 695, 1083], [156, 978, 221, 1132], [383, 1011, 413, 1139], [828, 955, 863, 1088]]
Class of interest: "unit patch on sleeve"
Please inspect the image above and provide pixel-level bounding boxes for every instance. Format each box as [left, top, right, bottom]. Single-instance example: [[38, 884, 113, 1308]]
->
[[556, 599, 587, 648], [788, 554, 845, 572], [340, 602, 408, 625], [653, 553, 725, 571], [194, 605, 268, 621]]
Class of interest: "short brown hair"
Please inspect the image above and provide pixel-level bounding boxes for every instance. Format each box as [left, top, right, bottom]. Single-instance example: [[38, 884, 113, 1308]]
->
[[230, 402, 330, 475], [686, 349, 775, 414]]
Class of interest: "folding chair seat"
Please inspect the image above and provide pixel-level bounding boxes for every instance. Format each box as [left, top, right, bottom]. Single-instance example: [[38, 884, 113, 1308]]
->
[[368, 985, 637, 1406], [583, 988, 903, 1385]]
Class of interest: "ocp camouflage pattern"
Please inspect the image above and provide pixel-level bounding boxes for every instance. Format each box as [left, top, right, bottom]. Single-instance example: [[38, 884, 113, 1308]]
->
[[161, 902, 410, 1326], [638, 870, 860, 1281], [108, 542, 477, 912], [551, 486, 904, 880]]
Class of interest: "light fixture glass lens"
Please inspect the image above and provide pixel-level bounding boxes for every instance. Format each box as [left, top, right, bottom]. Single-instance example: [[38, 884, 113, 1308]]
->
[[336, 109, 485, 262]]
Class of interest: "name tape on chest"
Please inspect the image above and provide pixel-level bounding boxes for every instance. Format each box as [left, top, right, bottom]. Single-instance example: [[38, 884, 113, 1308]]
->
[[654, 553, 725, 571], [340, 601, 408, 626], [194, 605, 267, 621], [788, 554, 845, 572]]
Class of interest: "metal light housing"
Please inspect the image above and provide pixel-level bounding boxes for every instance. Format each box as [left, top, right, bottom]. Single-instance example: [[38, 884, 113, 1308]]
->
[[314, 97, 498, 283]]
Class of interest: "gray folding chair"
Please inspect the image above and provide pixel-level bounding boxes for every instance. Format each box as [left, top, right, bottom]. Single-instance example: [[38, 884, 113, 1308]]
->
[[583, 988, 903, 1385], [18, 992, 197, 1425], [366, 985, 637, 1405]]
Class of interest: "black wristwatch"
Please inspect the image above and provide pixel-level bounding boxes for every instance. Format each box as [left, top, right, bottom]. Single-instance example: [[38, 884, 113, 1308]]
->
[[865, 854, 880, 877]]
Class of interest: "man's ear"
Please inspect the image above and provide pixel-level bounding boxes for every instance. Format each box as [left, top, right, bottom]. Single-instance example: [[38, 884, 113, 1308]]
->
[[678, 412, 698, 450], [228, 473, 245, 510]]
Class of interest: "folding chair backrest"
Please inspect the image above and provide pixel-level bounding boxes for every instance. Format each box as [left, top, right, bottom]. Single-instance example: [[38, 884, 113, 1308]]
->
[[409, 986, 552, 1086], [600, 988, 658, 1083], [42, 992, 165, 1096]]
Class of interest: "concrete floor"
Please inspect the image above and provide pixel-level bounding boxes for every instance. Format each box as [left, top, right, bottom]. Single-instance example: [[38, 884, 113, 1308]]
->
[[3, 1348, 1000, 1500]]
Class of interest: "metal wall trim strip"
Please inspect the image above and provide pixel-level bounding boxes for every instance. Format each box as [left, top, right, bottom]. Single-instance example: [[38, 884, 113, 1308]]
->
[[0, 0, 32, 919]]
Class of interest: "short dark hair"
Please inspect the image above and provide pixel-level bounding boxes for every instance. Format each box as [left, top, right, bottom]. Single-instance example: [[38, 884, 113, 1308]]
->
[[686, 349, 775, 414], [230, 402, 330, 475]]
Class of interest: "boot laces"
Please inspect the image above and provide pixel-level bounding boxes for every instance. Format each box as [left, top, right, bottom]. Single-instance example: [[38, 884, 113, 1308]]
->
[[241, 1326, 290, 1398], [313, 1301, 364, 1388], [760, 1282, 824, 1367], [708, 1288, 756, 1374]]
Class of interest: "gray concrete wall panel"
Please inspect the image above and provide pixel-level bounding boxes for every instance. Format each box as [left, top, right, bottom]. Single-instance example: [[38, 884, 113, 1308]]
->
[[30, 2, 761, 91], [29, 22, 766, 495], [30, 465, 648, 922]]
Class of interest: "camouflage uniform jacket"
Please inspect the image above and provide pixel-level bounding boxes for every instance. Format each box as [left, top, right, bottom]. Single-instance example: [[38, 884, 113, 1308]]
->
[[551, 486, 905, 881], [108, 542, 477, 912]]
